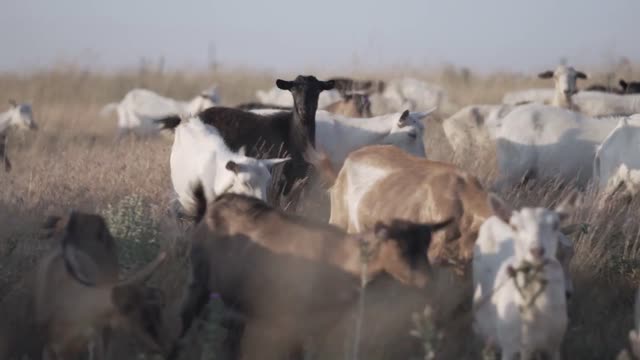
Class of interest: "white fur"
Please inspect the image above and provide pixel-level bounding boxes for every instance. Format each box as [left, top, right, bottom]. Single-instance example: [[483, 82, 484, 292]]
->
[[169, 115, 288, 216], [0, 102, 37, 133], [593, 115, 640, 198], [314, 109, 431, 168], [250, 108, 431, 168], [572, 91, 640, 117], [473, 199, 573, 359], [502, 88, 556, 106], [494, 104, 627, 188], [101, 86, 219, 136], [442, 104, 514, 161], [343, 161, 391, 232], [502, 65, 586, 109]]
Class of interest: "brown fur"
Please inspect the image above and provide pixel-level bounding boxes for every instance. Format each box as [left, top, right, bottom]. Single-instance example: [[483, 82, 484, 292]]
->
[[328, 145, 494, 269], [323, 94, 373, 118], [27, 212, 169, 360], [171, 193, 451, 360]]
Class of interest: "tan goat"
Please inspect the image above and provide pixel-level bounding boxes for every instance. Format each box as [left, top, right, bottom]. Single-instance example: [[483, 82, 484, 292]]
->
[[169, 192, 452, 360], [33, 211, 170, 360], [322, 144, 496, 270]]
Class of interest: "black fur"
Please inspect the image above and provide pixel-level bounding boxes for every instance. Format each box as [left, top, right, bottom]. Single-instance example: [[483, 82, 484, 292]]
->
[[157, 75, 335, 196]]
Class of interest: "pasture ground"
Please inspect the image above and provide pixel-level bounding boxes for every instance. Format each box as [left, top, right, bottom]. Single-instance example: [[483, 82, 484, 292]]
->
[[1, 62, 640, 359]]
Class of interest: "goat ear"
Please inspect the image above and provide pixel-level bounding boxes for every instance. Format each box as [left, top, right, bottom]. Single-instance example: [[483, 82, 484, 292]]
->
[[488, 193, 512, 223], [321, 80, 336, 91], [576, 71, 587, 80], [397, 110, 410, 127], [154, 116, 181, 131], [237, 146, 246, 156], [62, 241, 100, 286], [620, 79, 628, 90], [276, 79, 294, 90], [260, 157, 290, 169], [538, 71, 554, 79], [8, 99, 17, 108], [225, 161, 240, 174]]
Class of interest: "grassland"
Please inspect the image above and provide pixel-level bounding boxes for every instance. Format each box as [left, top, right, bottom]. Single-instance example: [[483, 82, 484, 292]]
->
[[1, 61, 640, 359]]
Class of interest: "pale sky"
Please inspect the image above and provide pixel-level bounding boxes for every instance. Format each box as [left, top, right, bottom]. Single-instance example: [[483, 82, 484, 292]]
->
[[2, 0, 638, 73]]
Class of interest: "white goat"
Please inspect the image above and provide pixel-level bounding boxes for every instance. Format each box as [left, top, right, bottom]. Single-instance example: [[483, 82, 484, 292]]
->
[[314, 108, 432, 168], [493, 104, 630, 188], [571, 91, 640, 117], [169, 115, 289, 220], [593, 115, 640, 199], [0, 100, 37, 172], [101, 86, 219, 136], [473, 192, 579, 360], [250, 108, 431, 169], [502, 65, 587, 109]]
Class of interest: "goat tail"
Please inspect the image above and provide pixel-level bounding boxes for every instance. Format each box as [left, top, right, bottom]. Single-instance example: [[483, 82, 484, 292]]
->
[[190, 181, 207, 224], [429, 217, 455, 233], [303, 144, 338, 187], [154, 115, 182, 131], [99, 103, 118, 118]]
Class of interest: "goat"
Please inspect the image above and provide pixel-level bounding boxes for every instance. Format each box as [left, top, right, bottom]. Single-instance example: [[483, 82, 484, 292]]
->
[[0, 100, 37, 172], [473, 191, 579, 359], [314, 109, 431, 169], [167, 114, 289, 220], [318, 144, 496, 271], [156, 75, 335, 195], [169, 189, 451, 360], [502, 65, 587, 109], [101, 86, 219, 137], [494, 104, 636, 189], [31, 211, 170, 360], [593, 115, 640, 201]]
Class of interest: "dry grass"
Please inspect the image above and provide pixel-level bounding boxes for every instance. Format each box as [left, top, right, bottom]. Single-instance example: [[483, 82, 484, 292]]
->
[[1, 63, 640, 359]]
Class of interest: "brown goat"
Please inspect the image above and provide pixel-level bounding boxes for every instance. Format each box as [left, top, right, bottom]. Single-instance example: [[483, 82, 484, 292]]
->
[[323, 94, 373, 118], [31, 212, 169, 360], [320, 145, 496, 271], [169, 191, 452, 360]]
